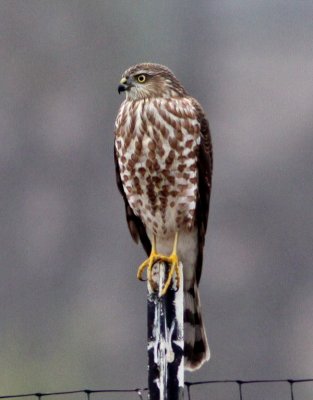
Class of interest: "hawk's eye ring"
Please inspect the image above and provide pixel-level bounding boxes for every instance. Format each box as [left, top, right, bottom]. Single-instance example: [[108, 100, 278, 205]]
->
[[137, 74, 146, 83]]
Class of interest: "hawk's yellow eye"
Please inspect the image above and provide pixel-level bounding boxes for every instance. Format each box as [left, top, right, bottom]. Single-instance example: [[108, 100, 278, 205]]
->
[[137, 74, 146, 83]]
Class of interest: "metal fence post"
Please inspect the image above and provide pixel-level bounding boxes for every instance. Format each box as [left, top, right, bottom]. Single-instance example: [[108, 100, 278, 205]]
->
[[147, 262, 184, 400]]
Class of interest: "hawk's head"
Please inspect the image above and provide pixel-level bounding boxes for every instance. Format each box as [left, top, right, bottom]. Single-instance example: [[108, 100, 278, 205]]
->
[[118, 63, 187, 100]]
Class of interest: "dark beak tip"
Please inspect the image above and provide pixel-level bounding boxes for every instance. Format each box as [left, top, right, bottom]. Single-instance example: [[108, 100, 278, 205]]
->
[[118, 84, 126, 94]]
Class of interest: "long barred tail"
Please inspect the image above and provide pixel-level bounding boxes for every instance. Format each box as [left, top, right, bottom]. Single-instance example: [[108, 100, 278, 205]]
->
[[184, 283, 210, 371]]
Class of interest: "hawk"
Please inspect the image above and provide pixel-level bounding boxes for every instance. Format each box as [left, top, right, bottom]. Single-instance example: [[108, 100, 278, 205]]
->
[[114, 63, 213, 371]]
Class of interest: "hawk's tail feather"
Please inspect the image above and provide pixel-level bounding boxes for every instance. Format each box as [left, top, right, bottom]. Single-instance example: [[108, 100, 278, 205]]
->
[[184, 283, 210, 371]]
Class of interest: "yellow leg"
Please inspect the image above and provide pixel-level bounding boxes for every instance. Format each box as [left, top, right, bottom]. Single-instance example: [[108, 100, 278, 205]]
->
[[136, 232, 180, 296], [137, 235, 158, 282], [159, 232, 180, 296]]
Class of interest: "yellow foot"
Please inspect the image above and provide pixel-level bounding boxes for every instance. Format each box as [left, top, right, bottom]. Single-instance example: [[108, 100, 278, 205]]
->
[[136, 248, 162, 285], [159, 252, 180, 296], [137, 233, 180, 296]]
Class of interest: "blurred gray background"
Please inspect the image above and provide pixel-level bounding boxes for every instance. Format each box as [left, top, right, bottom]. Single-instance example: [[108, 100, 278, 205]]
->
[[1, 1, 313, 399]]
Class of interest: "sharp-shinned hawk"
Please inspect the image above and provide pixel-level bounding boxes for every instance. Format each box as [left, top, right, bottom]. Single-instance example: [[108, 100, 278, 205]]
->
[[114, 63, 213, 371]]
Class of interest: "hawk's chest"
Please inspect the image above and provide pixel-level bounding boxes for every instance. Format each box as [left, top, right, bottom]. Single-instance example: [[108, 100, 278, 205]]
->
[[115, 98, 200, 236]]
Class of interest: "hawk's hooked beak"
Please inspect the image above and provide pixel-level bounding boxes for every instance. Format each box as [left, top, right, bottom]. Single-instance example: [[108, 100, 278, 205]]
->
[[118, 77, 130, 94]]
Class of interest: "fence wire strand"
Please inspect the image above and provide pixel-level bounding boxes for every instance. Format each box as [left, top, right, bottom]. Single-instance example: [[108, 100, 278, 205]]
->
[[0, 379, 312, 400], [185, 379, 313, 400]]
